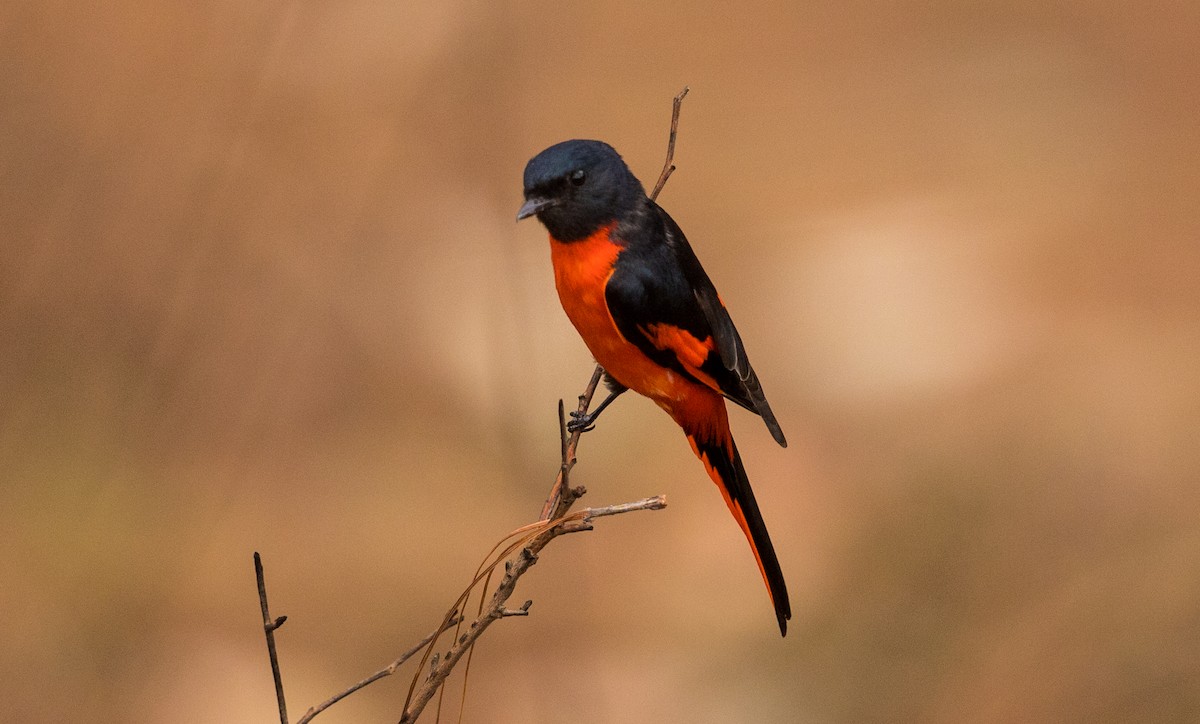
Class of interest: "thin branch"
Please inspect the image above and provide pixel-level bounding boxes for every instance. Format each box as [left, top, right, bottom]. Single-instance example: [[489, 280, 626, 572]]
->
[[500, 600, 534, 617], [397, 495, 667, 724], [255, 358, 669, 724], [255, 552, 289, 724], [576, 496, 669, 522], [558, 399, 568, 462], [401, 364, 607, 718], [294, 617, 461, 724], [649, 86, 690, 202], [540, 364, 604, 520]]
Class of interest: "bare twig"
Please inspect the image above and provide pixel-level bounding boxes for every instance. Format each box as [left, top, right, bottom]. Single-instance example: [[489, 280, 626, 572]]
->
[[255, 551, 289, 724], [397, 494, 667, 724], [293, 616, 462, 724], [574, 496, 670, 523], [649, 85, 690, 202], [540, 364, 604, 520], [400, 365, 608, 720], [500, 600, 534, 617]]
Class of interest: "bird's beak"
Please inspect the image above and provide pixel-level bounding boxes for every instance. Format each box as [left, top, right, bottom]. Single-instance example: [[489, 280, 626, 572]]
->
[[516, 196, 555, 221]]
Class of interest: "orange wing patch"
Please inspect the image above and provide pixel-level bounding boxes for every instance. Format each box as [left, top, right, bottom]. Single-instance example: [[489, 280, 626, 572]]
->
[[640, 323, 721, 392], [641, 323, 712, 368], [548, 228, 720, 411]]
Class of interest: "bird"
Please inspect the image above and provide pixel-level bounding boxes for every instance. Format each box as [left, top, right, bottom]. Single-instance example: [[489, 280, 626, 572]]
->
[[517, 139, 791, 636]]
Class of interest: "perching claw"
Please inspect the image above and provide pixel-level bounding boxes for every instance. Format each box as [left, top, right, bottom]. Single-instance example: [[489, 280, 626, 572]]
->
[[566, 384, 626, 434]]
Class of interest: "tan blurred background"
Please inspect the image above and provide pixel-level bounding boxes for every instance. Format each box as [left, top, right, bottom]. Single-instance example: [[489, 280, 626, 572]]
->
[[3, 1, 1199, 722]]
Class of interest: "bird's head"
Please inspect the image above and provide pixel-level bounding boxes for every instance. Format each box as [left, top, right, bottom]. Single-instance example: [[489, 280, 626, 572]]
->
[[517, 140, 646, 241]]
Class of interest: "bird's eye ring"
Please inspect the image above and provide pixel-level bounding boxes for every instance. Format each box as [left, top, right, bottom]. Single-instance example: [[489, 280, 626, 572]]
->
[[569, 169, 586, 186]]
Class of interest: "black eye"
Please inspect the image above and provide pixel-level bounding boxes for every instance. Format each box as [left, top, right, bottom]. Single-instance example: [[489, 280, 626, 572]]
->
[[569, 169, 586, 186]]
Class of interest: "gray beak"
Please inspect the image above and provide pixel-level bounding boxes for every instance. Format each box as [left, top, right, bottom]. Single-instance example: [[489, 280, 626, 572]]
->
[[516, 196, 556, 221]]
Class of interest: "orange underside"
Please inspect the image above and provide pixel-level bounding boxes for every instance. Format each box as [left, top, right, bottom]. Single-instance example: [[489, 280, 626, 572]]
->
[[549, 228, 776, 607], [549, 226, 720, 426]]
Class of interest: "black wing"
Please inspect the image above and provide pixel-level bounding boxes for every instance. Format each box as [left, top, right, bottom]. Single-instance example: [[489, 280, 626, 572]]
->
[[606, 202, 787, 447]]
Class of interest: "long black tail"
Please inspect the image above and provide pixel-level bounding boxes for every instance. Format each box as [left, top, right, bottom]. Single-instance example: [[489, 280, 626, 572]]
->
[[686, 430, 791, 636]]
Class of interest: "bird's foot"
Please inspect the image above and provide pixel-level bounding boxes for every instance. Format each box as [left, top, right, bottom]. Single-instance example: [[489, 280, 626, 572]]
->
[[566, 410, 597, 434]]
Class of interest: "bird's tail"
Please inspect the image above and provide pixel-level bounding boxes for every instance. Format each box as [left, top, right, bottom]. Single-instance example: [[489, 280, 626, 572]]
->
[[683, 406, 791, 636]]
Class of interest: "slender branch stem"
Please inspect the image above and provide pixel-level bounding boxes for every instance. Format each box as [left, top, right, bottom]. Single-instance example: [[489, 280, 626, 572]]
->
[[649, 86, 690, 202], [540, 364, 604, 520], [255, 552, 289, 724], [578, 496, 669, 522], [294, 617, 461, 724], [397, 494, 666, 724]]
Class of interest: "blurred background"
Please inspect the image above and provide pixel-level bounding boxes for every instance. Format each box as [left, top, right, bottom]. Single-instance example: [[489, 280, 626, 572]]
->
[[2, 1, 1198, 722]]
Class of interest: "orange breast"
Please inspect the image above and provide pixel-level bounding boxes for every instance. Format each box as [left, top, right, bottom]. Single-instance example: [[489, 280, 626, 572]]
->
[[549, 227, 717, 422]]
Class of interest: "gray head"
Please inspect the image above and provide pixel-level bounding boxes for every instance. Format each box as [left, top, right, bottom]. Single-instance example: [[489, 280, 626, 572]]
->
[[517, 140, 646, 241]]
